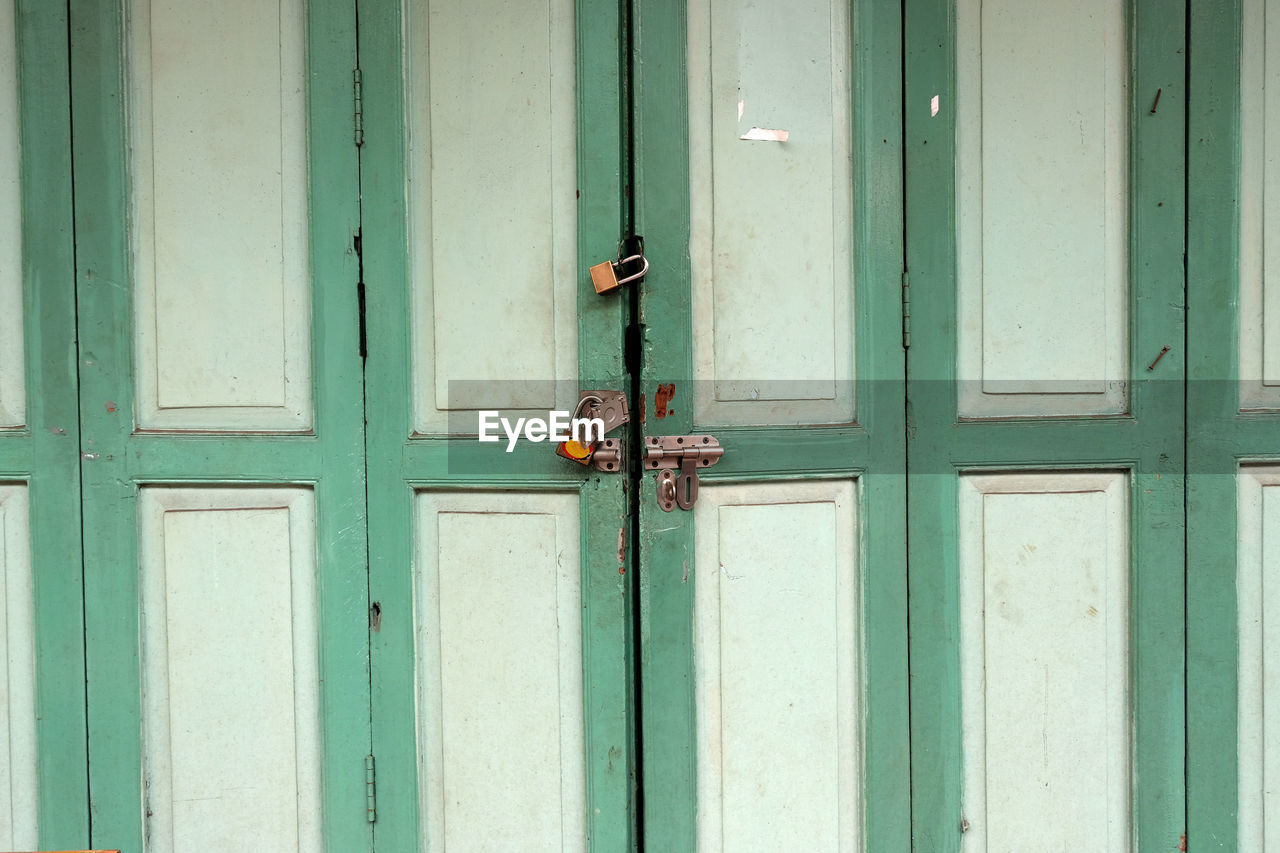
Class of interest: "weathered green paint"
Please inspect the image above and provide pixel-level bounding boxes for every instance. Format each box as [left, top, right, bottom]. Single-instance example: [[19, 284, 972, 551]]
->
[[904, 0, 1187, 848], [358, 0, 632, 848], [1185, 0, 1280, 848], [2, 1, 90, 845], [69, 0, 371, 849], [633, 0, 908, 848]]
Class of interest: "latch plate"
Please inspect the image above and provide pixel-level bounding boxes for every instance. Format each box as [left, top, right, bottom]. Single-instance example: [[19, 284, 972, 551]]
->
[[645, 435, 724, 510], [557, 391, 629, 471]]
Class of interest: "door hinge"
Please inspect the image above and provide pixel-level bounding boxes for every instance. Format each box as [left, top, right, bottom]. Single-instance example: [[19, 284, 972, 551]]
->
[[901, 270, 911, 349], [645, 435, 724, 510], [353, 68, 364, 147], [365, 753, 377, 822]]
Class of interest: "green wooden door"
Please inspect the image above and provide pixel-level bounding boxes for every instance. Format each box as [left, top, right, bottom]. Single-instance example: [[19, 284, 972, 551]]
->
[[357, 0, 634, 849], [905, 0, 1187, 848], [0, 1, 88, 848], [69, 0, 372, 849], [1187, 0, 1280, 847], [632, 0, 909, 849]]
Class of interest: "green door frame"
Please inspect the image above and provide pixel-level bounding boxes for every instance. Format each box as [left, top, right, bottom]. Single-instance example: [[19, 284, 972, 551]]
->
[[0, 1, 88, 846], [357, 0, 635, 848], [632, 0, 910, 848], [1185, 0, 1280, 846], [904, 0, 1187, 848], [68, 0, 373, 849]]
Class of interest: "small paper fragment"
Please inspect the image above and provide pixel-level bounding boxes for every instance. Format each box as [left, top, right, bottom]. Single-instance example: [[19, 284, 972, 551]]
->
[[931, 94, 939, 116], [739, 126, 790, 142], [738, 98, 745, 121]]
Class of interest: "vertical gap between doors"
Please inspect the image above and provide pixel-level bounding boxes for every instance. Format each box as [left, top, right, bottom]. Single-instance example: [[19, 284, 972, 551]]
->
[[64, 0, 93, 842], [352, 4, 376, 849], [622, 0, 645, 848]]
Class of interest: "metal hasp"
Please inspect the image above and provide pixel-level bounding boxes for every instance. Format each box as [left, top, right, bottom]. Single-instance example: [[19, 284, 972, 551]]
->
[[646, 435, 724, 511], [556, 390, 629, 471], [577, 390, 629, 436]]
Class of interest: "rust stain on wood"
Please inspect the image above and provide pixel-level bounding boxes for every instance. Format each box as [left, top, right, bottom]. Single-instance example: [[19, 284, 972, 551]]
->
[[654, 383, 676, 418]]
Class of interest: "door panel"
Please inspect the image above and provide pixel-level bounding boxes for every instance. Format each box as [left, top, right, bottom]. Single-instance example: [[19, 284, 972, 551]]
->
[[415, 492, 586, 851], [687, 0, 855, 425], [0, 485, 36, 849], [0, 13, 31, 844], [0, 0, 21, 428], [957, 473, 1131, 848], [138, 488, 323, 852], [407, 0, 579, 429], [70, 0, 370, 849], [635, 0, 908, 847], [129, 0, 312, 430], [1239, 0, 1280, 411], [359, 0, 630, 848], [955, 0, 1128, 416], [692, 481, 861, 853], [907, 0, 1186, 848], [1236, 467, 1280, 848]]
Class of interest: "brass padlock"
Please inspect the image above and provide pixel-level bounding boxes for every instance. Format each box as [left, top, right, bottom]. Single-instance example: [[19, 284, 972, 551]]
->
[[591, 253, 649, 295]]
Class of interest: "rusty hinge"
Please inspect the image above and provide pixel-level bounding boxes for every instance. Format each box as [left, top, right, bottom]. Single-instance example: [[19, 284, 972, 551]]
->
[[353, 68, 364, 147], [365, 753, 376, 822], [901, 270, 911, 349], [645, 435, 724, 510]]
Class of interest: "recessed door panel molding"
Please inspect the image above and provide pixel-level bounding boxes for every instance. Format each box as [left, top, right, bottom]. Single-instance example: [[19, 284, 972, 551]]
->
[[958, 472, 1130, 850], [129, 0, 312, 431], [956, 0, 1129, 417], [408, 0, 578, 434], [1236, 466, 1280, 847], [138, 487, 321, 852], [687, 0, 855, 426], [0, 485, 37, 850], [414, 491, 586, 851], [693, 481, 860, 851], [1239, 0, 1280, 410], [0, 0, 24, 430]]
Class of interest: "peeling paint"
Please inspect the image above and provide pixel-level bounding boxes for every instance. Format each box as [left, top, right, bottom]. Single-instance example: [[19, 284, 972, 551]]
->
[[682, 560, 689, 583], [655, 383, 675, 418], [617, 526, 626, 573]]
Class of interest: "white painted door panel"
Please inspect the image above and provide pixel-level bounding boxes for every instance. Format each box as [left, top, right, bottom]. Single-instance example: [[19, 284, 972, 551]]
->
[[0, 485, 36, 849], [1239, 0, 1280, 409], [693, 480, 860, 852], [138, 487, 321, 853], [959, 472, 1130, 851], [956, 0, 1129, 416], [407, 0, 579, 433], [687, 0, 855, 426], [0, 0, 23, 430], [1237, 466, 1280, 848], [414, 491, 586, 852], [128, 0, 312, 431]]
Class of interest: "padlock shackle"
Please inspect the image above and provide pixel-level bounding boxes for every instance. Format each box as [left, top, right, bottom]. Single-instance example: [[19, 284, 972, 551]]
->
[[614, 254, 649, 287]]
